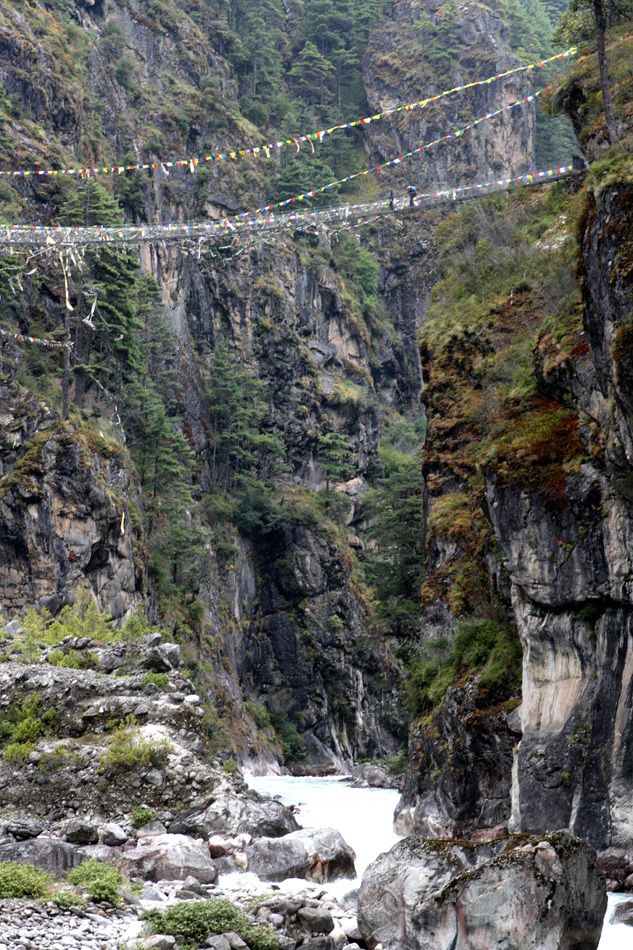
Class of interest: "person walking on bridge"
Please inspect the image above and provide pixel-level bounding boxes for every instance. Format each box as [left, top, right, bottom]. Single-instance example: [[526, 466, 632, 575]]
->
[[389, 190, 395, 211], [407, 184, 417, 207]]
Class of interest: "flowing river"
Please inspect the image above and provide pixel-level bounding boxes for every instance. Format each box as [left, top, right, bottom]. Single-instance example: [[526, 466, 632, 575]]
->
[[243, 774, 631, 949]]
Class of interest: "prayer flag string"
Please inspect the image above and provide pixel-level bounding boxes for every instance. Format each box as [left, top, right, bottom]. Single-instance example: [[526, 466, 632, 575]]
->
[[0, 50, 576, 180], [0, 325, 72, 348], [0, 89, 549, 246]]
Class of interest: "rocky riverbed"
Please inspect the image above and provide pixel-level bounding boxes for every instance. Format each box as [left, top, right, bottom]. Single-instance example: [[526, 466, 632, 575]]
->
[[0, 625, 622, 950]]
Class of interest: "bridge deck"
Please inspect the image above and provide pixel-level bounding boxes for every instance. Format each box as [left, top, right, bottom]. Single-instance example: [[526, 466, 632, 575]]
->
[[0, 170, 572, 249]]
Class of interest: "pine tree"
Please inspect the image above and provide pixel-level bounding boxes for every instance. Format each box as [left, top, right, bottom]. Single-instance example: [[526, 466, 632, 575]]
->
[[555, 0, 633, 144], [58, 180, 144, 403], [205, 342, 285, 494], [365, 453, 425, 639], [289, 42, 336, 111], [318, 431, 352, 497]]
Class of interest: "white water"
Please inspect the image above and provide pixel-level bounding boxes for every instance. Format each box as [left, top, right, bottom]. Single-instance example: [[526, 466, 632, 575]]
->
[[240, 774, 631, 948], [598, 895, 633, 950], [247, 774, 403, 887]]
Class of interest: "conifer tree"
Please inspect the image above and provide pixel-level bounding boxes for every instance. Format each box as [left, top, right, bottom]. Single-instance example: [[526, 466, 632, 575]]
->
[[58, 180, 143, 401], [555, 0, 633, 143], [205, 342, 285, 494], [289, 42, 336, 111], [318, 431, 352, 497]]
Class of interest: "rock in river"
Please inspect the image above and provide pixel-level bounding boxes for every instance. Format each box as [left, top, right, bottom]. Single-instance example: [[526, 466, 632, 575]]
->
[[171, 789, 300, 839], [357, 830, 606, 950], [245, 827, 356, 882]]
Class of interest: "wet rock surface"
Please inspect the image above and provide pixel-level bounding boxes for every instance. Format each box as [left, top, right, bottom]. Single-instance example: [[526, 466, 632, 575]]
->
[[244, 828, 356, 883]]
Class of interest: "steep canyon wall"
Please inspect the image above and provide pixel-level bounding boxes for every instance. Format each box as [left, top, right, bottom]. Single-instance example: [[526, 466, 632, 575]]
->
[[0, 0, 539, 766]]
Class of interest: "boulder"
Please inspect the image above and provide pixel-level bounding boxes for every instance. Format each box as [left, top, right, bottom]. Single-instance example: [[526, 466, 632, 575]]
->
[[206, 938, 231, 950], [245, 828, 355, 883], [119, 833, 217, 883], [172, 790, 299, 839], [352, 764, 394, 789], [101, 822, 128, 847], [160, 643, 181, 667], [143, 643, 181, 672], [278, 940, 298, 950], [302, 939, 336, 950], [208, 834, 249, 858], [297, 906, 335, 934], [5, 818, 45, 840], [357, 831, 607, 950], [611, 899, 633, 925], [137, 820, 167, 837], [143, 648, 171, 673], [3, 619, 23, 637], [63, 819, 99, 845], [0, 837, 85, 877], [224, 935, 248, 950]]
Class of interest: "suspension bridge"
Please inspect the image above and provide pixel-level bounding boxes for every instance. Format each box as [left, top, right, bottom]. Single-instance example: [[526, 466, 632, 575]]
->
[[0, 165, 574, 250]]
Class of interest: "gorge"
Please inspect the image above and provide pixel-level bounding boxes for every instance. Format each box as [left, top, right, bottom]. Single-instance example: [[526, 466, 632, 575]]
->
[[0, 0, 632, 947]]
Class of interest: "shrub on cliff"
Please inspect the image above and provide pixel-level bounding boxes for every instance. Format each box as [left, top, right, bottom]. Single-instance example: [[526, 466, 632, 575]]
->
[[268, 710, 306, 763], [99, 716, 171, 773], [21, 593, 116, 647], [144, 898, 279, 950], [48, 647, 98, 669], [0, 861, 51, 899], [0, 693, 57, 763], [406, 619, 522, 717]]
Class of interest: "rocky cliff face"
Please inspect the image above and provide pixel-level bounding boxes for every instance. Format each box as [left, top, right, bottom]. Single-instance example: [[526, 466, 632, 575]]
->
[[0, 0, 539, 769], [400, 34, 633, 861], [495, 180, 633, 853], [0, 378, 143, 619], [362, 0, 536, 190]]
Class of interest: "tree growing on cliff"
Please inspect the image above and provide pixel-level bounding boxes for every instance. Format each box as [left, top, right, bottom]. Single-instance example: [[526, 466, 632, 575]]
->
[[318, 430, 353, 498], [58, 179, 144, 403], [364, 440, 425, 640], [205, 342, 285, 494], [555, 0, 633, 143]]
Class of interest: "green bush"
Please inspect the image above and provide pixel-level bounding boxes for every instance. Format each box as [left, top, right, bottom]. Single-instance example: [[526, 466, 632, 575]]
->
[[99, 716, 169, 772], [3, 741, 33, 763], [244, 702, 271, 731], [148, 741, 171, 768], [48, 648, 98, 669], [131, 805, 158, 828], [51, 889, 84, 909], [11, 714, 41, 744], [144, 898, 280, 950], [268, 711, 306, 763], [22, 592, 116, 646], [141, 672, 169, 690], [0, 861, 52, 899], [0, 693, 57, 762], [38, 745, 79, 772], [387, 748, 408, 775], [67, 859, 123, 906], [405, 619, 522, 717], [221, 757, 237, 774]]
